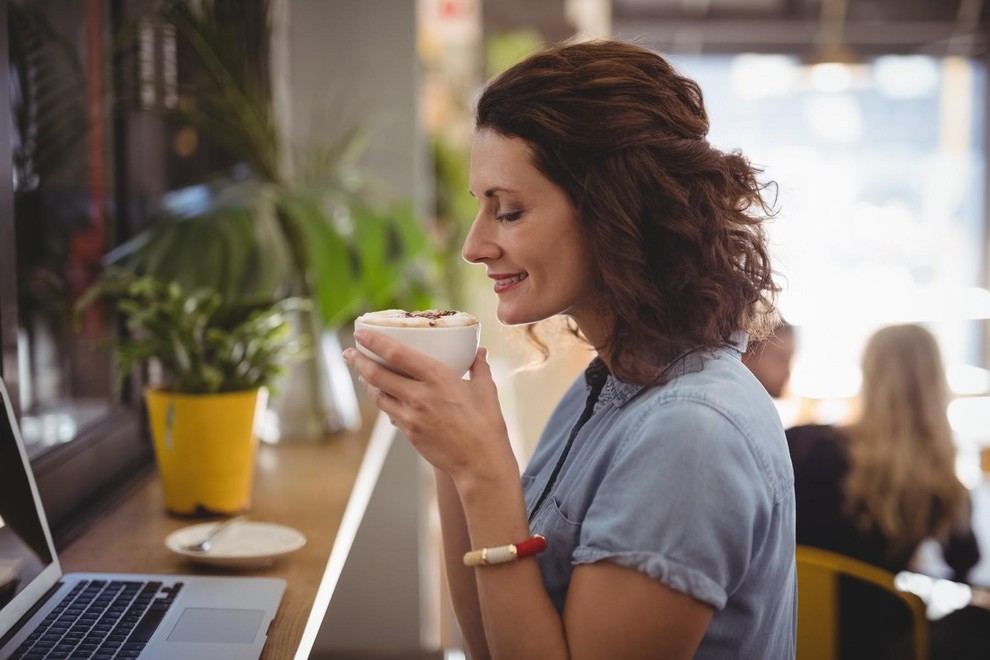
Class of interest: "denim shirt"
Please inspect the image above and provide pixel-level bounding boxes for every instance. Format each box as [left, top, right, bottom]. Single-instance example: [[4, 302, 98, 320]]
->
[[522, 340, 796, 659]]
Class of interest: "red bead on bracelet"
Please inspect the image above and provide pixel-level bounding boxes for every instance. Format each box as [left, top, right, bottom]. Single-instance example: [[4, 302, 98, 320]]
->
[[463, 534, 547, 567]]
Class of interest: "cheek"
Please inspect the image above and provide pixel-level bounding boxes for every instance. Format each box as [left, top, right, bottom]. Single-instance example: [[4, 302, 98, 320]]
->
[[565, 239, 597, 289]]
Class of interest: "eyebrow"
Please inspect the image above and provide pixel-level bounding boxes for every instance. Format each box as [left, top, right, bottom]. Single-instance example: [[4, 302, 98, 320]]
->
[[467, 186, 518, 199]]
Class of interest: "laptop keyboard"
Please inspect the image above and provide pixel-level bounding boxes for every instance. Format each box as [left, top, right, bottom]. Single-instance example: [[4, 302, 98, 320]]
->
[[9, 579, 183, 660]]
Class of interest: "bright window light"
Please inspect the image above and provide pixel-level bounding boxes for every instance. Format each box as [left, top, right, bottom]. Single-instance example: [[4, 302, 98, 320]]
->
[[671, 53, 985, 421], [948, 397, 990, 439], [730, 54, 799, 99], [875, 55, 940, 99], [809, 62, 855, 93], [947, 363, 990, 396]]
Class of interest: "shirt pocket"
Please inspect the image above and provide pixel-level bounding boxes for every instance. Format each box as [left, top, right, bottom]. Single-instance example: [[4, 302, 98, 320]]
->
[[533, 495, 584, 612]]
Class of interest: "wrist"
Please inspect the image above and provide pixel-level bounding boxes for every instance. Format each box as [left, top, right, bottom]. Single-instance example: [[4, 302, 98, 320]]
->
[[451, 457, 520, 505], [445, 430, 518, 494]]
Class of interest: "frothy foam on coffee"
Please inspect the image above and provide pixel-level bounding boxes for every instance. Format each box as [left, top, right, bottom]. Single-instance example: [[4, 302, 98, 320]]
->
[[357, 309, 478, 328]]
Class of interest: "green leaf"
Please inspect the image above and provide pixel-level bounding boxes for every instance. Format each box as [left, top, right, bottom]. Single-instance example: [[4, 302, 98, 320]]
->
[[279, 193, 360, 327], [247, 191, 294, 297], [75, 272, 306, 394], [352, 203, 400, 309], [215, 206, 255, 301], [389, 202, 428, 258]]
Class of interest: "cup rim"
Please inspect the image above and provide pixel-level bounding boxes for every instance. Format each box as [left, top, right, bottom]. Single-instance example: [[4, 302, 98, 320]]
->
[[354, 319, 479, 331]]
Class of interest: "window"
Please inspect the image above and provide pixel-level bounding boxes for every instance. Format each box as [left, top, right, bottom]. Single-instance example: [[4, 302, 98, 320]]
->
[[11, 0, 119, 457], [670, 52, 990, 481], [1, 0, 153, 547], [2, 0, 268, 545]]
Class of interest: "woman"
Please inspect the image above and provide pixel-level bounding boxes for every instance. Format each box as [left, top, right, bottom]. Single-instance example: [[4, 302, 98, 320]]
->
[[787, 324, 984, 659], [344, 40, 795, 659]]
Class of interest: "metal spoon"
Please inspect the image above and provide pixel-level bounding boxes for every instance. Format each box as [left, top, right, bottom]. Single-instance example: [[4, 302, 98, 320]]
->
[[182, 515, 246, 553]]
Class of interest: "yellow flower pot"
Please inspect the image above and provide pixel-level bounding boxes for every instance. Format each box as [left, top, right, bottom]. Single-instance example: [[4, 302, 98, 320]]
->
[[145, 388, 267, 515]]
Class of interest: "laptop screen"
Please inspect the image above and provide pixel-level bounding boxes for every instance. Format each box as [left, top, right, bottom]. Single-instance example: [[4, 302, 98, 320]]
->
[[0, 381, 56, 613]]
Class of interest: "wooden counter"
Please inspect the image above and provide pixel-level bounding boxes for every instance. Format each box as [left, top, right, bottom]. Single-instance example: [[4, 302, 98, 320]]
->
[[57, 424, 372, 660]]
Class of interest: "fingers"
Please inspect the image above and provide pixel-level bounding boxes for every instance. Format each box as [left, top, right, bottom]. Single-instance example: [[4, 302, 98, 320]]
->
[[344, 341, 409, 393], [345, 333, 497, 438], [344, 348, 406, 416], [356, 373, 401, 420], [353, 329, 439, 381], [344, 337, 420, 423], [469, 347, 492, 381]]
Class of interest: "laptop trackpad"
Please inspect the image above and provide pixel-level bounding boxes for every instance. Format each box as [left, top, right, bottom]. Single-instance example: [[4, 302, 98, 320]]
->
[[167, 607, 264, 643]]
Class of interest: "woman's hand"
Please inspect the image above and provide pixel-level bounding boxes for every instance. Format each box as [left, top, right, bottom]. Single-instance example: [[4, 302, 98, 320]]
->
[[343, 329, 515, 485]]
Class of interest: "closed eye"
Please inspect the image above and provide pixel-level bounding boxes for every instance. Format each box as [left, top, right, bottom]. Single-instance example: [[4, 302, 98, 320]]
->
[[496, 210, 524, 223]]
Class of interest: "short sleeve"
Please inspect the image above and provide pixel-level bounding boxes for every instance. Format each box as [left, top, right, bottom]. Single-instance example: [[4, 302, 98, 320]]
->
[[571, 399, 773, 610]]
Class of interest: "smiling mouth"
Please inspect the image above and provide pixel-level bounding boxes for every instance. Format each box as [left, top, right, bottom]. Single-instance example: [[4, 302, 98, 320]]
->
[[492, 273, 528, 293]]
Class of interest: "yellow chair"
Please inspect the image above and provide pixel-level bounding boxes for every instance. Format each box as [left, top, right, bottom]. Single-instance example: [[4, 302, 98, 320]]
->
[[795, 545, 929, 660]]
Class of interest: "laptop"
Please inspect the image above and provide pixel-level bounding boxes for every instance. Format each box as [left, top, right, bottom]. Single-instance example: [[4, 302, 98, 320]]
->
[[0, 378, 286, 660]]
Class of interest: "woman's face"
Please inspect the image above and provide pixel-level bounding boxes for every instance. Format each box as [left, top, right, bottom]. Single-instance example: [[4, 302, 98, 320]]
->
[[463, 129, 601, 339]]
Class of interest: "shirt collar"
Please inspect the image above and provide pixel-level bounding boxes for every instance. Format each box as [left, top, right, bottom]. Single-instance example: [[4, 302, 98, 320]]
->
[[583, 357, 643, 409], [585, 331, 750, 409], [729, 330, 749, 355]]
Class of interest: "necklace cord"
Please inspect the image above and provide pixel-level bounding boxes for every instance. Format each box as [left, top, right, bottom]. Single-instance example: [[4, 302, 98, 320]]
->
[[528, 367, 609, 523]]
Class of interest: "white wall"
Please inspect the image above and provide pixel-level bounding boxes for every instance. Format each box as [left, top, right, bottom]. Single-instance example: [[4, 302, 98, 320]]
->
[[272, 1, 439, 653], [273, 0, 426, 210]]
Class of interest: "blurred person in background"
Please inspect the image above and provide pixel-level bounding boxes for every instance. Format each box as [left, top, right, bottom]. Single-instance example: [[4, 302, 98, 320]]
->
[[786, 323, 988, 659], [742, 321, 795, 398], [346, 40, 795, 659]]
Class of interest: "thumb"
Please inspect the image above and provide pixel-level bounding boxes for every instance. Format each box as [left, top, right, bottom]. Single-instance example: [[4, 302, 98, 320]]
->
[[469, 347, 493, 380]]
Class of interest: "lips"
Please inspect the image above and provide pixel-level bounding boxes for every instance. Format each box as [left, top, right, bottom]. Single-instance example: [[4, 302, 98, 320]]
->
[[491, 272, 528, 294]]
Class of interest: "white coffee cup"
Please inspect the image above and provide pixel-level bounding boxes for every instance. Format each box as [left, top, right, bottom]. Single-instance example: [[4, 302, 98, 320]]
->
[[354, 309, 481, 377]]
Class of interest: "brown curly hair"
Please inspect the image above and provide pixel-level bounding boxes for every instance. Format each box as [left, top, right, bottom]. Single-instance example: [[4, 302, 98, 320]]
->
[[476, 40, 780, 384]]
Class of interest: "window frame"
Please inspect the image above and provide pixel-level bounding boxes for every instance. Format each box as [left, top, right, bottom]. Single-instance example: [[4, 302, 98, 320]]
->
[[613, 10, 990, 371], [0, 0, 155, 549]]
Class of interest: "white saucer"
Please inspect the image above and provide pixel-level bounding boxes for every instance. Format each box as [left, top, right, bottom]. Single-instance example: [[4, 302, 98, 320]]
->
[[165, 521, 306, 569]]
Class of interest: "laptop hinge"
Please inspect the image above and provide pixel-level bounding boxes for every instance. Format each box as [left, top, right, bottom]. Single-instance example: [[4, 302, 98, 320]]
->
[[0, 580, 63, 649]]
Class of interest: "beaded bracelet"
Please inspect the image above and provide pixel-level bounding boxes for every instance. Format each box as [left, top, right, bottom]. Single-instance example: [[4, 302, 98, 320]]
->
[[463, 534, 547, 567]]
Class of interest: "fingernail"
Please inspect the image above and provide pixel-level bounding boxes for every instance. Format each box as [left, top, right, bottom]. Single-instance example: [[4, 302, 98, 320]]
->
[[343, 348, 355, 361], [353, 330, 368, 344]]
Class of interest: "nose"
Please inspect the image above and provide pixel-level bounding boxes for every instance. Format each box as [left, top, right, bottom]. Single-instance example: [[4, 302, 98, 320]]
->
[[461, 215, 499, 264]]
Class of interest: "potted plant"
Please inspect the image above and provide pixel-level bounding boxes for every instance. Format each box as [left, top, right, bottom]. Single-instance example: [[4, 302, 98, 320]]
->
[[107, 0, 446, 439], [77, 270, 307, 515]]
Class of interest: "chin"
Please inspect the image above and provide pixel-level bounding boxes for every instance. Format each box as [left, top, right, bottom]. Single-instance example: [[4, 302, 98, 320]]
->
[[495, 310, 524, 326], [496, 304, 557, 328], [496, 304, 534, 327]]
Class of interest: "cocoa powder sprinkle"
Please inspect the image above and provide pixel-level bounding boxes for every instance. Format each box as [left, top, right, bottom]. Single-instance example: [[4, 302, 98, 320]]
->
[[402, 310, 457, 325]]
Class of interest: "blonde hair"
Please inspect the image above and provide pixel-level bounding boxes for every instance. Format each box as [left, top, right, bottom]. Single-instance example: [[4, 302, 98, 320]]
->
[[843, 324, 967, 558]]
